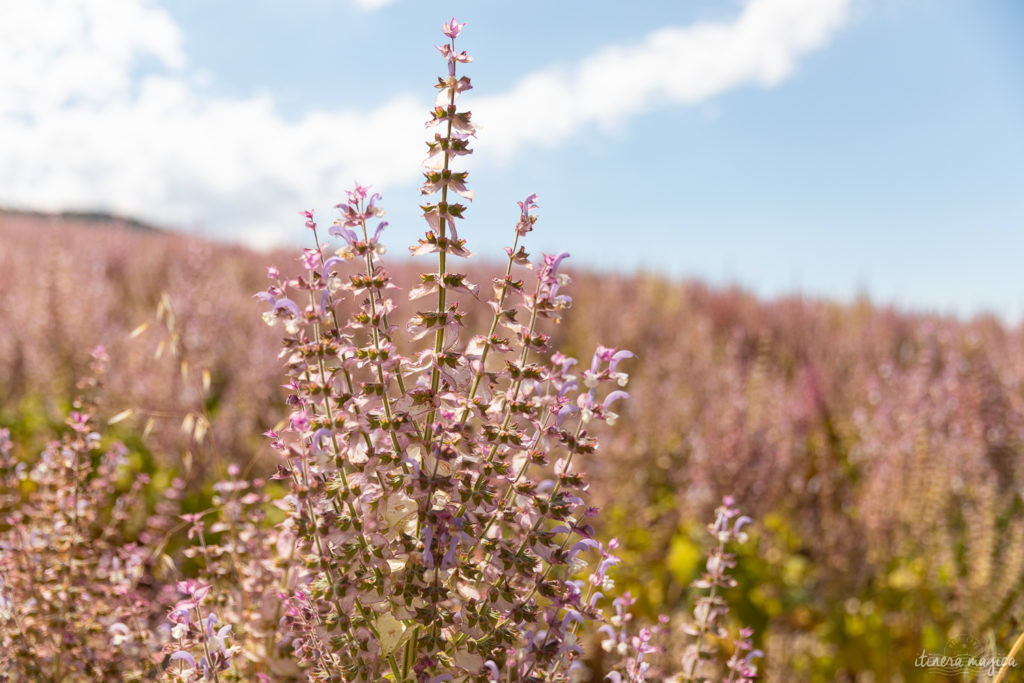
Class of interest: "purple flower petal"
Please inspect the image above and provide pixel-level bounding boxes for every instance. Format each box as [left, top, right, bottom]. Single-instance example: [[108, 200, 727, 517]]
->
[[603, 390, 630, 409], [169, 651, 197, 668], [275, 297, 302, 319], [321, 256, 346, 277], [609, 349, 635, 371], [311, 428, 334, 455], [568, 538, 600, 561], [557, 404, 579, 427]]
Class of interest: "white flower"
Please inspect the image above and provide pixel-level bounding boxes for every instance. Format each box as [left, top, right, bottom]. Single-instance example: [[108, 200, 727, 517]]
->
[[211, 624, 232, 653], [376, 613, 406, 654], [109, 622, 132, 646], [383, 491, 418, 537]]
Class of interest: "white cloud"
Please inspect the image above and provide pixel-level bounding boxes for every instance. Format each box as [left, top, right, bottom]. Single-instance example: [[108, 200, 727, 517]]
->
[[351, 0, 400, 10], [0, 0, 850, 246], [473, 0, 850, 157], [0, 0, 184, 115]]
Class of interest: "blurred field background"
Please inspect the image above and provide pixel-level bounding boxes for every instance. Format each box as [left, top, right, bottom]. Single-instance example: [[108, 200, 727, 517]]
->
[[4, 210, 1023, 680]]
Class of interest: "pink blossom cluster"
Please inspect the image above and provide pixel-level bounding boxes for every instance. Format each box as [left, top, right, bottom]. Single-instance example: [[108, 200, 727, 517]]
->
[[0, 349, 173, 679], [251, 19, 644, 679], [0, 18, 761, 682]]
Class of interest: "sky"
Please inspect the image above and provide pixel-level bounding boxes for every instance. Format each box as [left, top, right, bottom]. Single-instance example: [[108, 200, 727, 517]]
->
[[1, 0, 1023, 320]]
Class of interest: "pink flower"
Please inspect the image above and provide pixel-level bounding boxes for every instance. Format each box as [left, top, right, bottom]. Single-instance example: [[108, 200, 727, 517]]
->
[[436, 43, 472, 64], [516, 193, 539, 235], [175, 579, 211, 602], [290, 411, 310, 432], [68, 411, 91, 433], [301, 247, 322, 271], [346, 184, 369, 205], [334, 184, 384, 227], [442, 18, 465, 40]]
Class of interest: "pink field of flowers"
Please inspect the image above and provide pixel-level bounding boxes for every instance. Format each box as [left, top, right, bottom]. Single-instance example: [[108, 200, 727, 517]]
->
[[2, 19, 1024, 683]]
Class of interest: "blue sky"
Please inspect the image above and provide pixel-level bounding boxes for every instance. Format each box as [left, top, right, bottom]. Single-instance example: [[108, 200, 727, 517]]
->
[[2, 0, 1023, 319]]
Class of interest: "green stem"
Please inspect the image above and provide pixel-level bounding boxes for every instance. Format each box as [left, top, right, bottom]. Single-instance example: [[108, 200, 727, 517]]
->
[[450, 279, 543, 529], [453, 418, 587, 650], [416, 36, 460, 673], [422, 57, 458, 443], [458, 232, 521, 425], [358, 219, 409, 460]]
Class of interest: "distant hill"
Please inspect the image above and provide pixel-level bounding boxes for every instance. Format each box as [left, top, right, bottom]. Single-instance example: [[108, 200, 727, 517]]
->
[[0, 207, 162, 233]]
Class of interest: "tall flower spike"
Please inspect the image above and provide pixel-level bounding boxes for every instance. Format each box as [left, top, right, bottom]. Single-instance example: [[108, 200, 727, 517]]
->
[[415, 18, 475, 446], [239, 18, 650, 682]]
